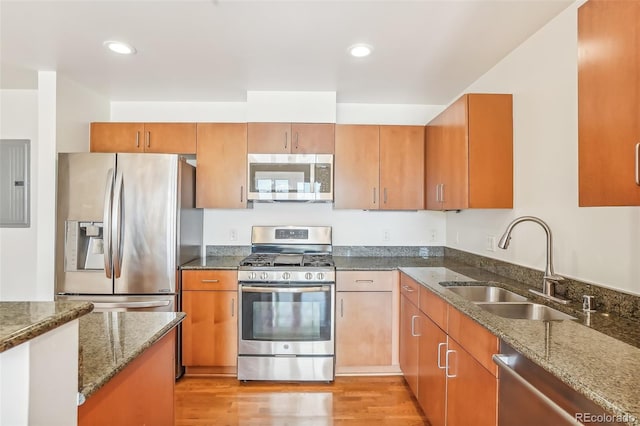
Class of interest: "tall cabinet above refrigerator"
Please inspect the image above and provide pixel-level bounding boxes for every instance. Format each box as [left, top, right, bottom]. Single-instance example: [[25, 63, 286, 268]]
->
[[55, 153, 202, 310]]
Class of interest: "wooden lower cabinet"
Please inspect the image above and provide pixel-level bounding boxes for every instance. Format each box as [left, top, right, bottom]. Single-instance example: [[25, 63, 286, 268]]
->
[[445, 338, 498, 426], [400, 272, 498, 426], [78, 329, 176, 426], [181, 270, 238, 375], [417, 313, 447, 426], [335, 270, 398, 374]]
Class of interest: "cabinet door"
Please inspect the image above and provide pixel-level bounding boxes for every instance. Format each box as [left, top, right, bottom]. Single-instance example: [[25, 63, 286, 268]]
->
[[379, 125, 425, 210], [399, 295, 420, 396], [578, 0, 640, 206], [182, 290, 237, 367], [335, 291, 392, 369], [291, 123, 335, 154], [417, 314, 447, 426], [334, 125, 380, 209], [425, 122, 443, 210], [196, 123, 247, 208], [247, 122, 291, 153], [441, 95, 469, 210], [90, 123, 145, 153], [446, 339, 498, 426], [143, 123, 196, 154]]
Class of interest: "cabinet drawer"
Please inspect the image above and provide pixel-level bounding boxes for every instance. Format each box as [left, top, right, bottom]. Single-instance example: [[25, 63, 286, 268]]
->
[[419, 287, 448, 331], [182, 270, 237, 291], [447, 306, 499, 377], [400, 273, 420, 307], [336, 271, 396, 292]]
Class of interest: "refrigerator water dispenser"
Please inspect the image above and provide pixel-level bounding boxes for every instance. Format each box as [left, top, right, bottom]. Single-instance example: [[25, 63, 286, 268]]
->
[[65, 220, 105, 271]]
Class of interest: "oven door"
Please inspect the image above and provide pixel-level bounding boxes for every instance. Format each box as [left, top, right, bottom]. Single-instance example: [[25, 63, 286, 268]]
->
[[238, 283, 335, 355]]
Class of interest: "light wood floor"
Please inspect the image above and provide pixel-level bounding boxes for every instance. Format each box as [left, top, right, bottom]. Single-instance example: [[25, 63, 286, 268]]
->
[[175, 376, 429, 425]]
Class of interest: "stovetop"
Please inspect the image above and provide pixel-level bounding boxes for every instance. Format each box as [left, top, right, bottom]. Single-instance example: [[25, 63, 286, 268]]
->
[[239, 253, 335, 268]]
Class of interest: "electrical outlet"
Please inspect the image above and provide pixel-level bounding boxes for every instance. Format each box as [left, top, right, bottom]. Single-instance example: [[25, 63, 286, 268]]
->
[[419, 247, 429, 257], [383, 230, 391, 242], [429, 229, 437, 242], [230, 229, 238, 241], [486, 235, 496, 252]]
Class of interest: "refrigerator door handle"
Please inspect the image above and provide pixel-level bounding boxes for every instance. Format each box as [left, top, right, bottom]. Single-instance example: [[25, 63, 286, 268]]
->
[[112, 170, 125, 278], [103, 169, 115, 278], [92, 301, 171, 309]]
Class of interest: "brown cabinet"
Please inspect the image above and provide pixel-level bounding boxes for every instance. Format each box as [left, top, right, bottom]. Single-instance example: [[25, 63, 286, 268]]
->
[[247, 122, 334, 154], [181, 270, 238, 374], [196, 123, 248, 208], [90, 122, 197, 154], [425, 94, 513, 210], [335, 124, 424, 210], [399, 272, 499, 426], [335, 271, 397, 374], [578, 0, 640, 206]]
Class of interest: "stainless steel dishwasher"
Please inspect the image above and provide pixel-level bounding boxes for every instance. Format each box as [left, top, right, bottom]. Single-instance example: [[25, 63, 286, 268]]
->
[[494, 341, 624, 426]]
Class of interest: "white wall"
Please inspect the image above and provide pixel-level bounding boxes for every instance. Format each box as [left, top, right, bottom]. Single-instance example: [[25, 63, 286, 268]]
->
[[0, 90, 38, 300], [446, 1, 640, 296], [111, 100, 447, 248]]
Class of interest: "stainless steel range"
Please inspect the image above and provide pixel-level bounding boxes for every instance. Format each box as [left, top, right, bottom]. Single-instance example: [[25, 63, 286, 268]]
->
[[237, 226, 336, 382]]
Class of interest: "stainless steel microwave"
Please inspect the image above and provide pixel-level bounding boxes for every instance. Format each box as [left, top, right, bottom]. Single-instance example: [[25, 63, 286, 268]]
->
[[247, 154, 333, 202]]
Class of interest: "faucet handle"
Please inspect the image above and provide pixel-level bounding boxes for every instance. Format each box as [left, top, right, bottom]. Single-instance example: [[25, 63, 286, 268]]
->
[[544, 274, 564, 282]]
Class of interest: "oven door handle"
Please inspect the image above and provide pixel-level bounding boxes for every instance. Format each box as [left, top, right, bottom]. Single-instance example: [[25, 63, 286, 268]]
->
[[241, 285, 331, 293]]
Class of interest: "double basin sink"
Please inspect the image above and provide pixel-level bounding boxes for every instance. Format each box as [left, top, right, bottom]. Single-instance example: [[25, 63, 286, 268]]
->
[[443, 284, 576, 321]]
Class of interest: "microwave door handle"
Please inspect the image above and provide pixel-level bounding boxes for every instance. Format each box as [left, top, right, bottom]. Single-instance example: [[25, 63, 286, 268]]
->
[[241, 286, 330, 293], [103, 169, 115, 278]]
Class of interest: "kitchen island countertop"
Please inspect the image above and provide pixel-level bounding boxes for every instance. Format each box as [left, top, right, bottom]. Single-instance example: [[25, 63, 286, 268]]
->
[[78, 311, 184, 401], [0, 301, 93, 353]]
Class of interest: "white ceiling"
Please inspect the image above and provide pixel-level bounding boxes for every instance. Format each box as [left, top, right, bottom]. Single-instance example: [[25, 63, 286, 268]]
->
[[0, 0, 573, 105]]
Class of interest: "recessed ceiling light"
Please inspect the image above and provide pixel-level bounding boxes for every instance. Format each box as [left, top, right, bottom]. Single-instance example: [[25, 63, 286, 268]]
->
[[348, 44, 373, 58], [103, 40, 136, 55]]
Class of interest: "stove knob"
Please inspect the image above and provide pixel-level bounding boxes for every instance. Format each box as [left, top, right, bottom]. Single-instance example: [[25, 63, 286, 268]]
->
[[305, 272, 313, 280], [248, 272, 257, 280], [282, 272, 291, 280], [317, 272, 325, 280], [260, 272, 269, 280]]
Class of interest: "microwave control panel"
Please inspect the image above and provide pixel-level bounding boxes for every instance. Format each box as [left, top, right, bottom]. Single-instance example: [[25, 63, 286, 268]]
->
[[315, 164, 332, 193]]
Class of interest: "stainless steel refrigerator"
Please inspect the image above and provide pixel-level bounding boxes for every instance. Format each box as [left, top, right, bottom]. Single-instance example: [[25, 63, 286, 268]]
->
[[55, 153, 202, 374]]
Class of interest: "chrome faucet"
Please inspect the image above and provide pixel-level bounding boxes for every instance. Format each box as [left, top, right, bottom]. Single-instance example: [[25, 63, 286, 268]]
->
[[498, 216, 569, 305]]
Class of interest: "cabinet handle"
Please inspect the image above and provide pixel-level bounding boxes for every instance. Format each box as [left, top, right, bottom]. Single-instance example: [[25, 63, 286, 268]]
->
[[340, 298, 344, 318], [402, 285, 415, 293], [383, 188, 388, 204], [135, 131, 140, 148], [201, 279, 219, 283], [295, 132, 299, 150], [373, 188, 377, 204], [440, 184, 445, 203], [411, 315, 421, 337], [355, 279, 374, 284], [240, 186, 244, 203], [435, 184, 441, 202], [437, 342, 447, 369], [284, 132, 288, 149], [445, 349, 457, 378], [636, 143, 640, 186], [146, 131, 151, 148], [231, 298, 235, 317]]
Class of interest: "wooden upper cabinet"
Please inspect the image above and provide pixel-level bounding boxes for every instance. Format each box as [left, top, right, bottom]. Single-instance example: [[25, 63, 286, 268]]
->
[[425, 94, 513, 210], [335, 124, 425, 210], [334, 125, 380, 209], [90, 123, 145, 153], [578, 0, 640, 206], [90, 122, 196, 154], [247, 122, 334, 154], [379, 125, 424, 210], [196, 123, 247, 209]]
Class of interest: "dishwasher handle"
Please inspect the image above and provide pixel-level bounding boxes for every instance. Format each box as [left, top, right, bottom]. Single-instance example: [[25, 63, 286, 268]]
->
[[493, 354, 582, 425]]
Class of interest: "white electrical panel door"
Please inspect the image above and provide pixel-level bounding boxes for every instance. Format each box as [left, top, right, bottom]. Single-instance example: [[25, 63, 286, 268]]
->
[[0, 139, 30, 227]]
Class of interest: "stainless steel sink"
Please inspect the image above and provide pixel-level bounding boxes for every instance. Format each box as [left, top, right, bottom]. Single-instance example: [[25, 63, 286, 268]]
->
[[446, 286, 528, 303], [476, 302, 576, 321]]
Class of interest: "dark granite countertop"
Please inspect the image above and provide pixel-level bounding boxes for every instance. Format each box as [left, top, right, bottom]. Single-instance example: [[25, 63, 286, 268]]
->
[[334, 256, 445, 270], [0, 301, 94, 353], [400, 266, 640, 426], [78, 311, 184, 401]]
